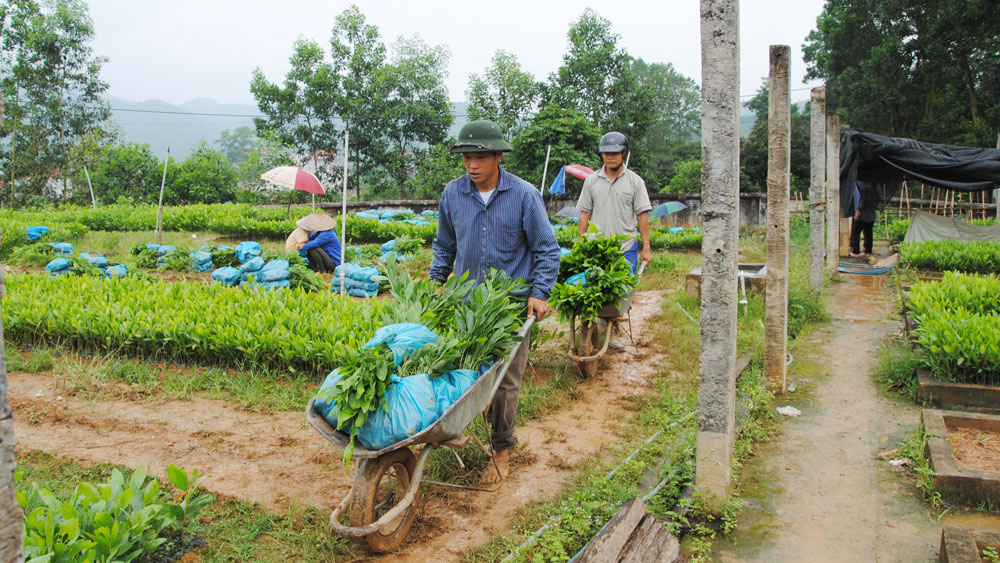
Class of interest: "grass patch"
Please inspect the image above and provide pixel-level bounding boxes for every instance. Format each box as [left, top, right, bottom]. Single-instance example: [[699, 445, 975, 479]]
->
[[873, 339, 924, 400], [896, 427, 943, 509], [18, 347, 321, 412]]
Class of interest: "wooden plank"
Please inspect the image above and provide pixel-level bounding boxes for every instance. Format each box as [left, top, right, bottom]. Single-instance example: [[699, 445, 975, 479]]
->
[[576, 498, 647, 563], [619, 515, 681, 563]]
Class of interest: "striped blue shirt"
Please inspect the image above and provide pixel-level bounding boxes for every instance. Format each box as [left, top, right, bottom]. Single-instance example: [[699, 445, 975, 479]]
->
[[430, 168, 560, 300]]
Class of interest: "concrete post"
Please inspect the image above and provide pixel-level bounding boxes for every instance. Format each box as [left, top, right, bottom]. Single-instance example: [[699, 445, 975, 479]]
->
[[809, 88, 826, 290], [826, 112, 841, 272], [696, 0, 740, 505], [765, 46, 790, 395]]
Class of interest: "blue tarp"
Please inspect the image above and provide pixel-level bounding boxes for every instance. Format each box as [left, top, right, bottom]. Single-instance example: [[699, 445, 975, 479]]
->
[[27, 226, 49, 241]]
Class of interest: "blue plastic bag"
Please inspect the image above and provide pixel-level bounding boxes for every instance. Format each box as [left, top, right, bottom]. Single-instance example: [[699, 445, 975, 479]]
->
[[260, 259, 290, 282], [559, 247, 572, 258], [235, 241, 262, 263], [347, 287, 377, 298], [362, 323, 437, 367], [262, 279, 290, 289], [312, 370, 344, 428], [239, 256, 265, 274], [211, 266, 241, 286], [379, 251, 408, 263], [105, 264, 128, 278], [45, 257, 71, 275], [357, 374, 438, 450], [191, 251, 213, 272], [79, 253, 109, 268], [566, 272, 588, 287], [668, 226, 685, 234], [26, 226, 49, 241], [156, 245, 176, 256], [49, 242, 74, 257], [431, 369, 479, 417], [380, 239, 397, 253]]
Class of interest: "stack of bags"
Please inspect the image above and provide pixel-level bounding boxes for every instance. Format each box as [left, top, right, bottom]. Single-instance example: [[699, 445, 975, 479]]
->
[[235, 241, 262, 263], [27, 226, 49, 241], [238, 256, 265, 284], [257, 259, 290, 289], [211, 266, 240, 286], [144, 243, 176, 267], [49, 242, 74, 257], [228, 257, 290, 289], [420, 209, 438, 219], [45, 258, 71, 276], [332, 262, 381, 298], [190, 250, 213, 272], [79, 253, 109, 268]]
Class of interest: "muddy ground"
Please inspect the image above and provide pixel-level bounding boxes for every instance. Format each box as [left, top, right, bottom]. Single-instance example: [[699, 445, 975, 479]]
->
[[11, 289, 669, 561]]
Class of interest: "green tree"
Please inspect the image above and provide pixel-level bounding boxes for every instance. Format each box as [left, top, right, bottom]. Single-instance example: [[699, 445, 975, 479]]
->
[[545, 9, 655, 141], [739, 83, 811, 194], [216, 126, 258, 165], [250, 37, 340, 182], [330, 4, 387, 197], [633, 58, 700, 143], [234, 131, 299, 204], [664, 160, 701, 193], [508, 103, 600, 196], [372, 36, 453, 192], [403, 141, 466, 200], [0, 0, 110, 205], [466, 50, 541, 138], [170, 142, 238, 204], [803, 0, 1000, 146], [88, 142, 163, 205]]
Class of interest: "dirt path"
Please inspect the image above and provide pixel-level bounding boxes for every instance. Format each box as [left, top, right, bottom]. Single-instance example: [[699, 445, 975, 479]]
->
[[717, 274, 943, 561], [10, 289, 668, 561]]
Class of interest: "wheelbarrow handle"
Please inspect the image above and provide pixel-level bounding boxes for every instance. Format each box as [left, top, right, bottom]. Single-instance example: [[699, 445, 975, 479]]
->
[[329, 444, 436, 538]]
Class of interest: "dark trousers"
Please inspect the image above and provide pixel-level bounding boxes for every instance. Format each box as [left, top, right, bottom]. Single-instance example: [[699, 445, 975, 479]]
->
[[487, 328, 530, 452], [850, 219, 874, 254], [306, 248, 336, 273]]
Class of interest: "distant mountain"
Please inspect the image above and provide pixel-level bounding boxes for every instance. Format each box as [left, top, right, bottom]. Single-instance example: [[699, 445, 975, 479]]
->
[[106, 96, 259, 160]]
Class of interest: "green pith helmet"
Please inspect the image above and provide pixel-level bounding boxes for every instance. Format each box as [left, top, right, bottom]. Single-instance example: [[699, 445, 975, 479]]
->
[[450, 120, 513, 153]]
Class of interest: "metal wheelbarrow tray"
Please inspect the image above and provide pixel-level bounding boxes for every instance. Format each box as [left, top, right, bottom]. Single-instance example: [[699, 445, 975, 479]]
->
[[305, 317, 534, 552]]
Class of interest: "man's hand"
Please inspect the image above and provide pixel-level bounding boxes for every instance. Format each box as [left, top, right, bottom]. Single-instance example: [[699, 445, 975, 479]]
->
[[641, 247, 652, 267], [854, 210, 861, 221], [526, 297, 549, 321]]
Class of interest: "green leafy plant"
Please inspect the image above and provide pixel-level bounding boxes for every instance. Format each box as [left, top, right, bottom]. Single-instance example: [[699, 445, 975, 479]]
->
[[8, 243, 56, 266], [900, 240, 1000, 274], [550, 233, 637, 324], [983, 545, 1000, 563], [18, 465, 213, 563]]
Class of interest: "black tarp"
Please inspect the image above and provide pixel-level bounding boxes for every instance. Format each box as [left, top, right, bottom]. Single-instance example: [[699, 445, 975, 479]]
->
[[839, 129, 1000, 217]]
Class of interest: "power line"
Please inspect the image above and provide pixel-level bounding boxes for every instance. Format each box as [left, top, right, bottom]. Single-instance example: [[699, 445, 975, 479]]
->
[[110, 107, 265, 118]]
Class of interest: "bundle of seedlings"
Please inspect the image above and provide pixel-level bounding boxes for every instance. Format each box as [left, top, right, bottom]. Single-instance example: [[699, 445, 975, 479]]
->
[[550, 232, 638, 324]]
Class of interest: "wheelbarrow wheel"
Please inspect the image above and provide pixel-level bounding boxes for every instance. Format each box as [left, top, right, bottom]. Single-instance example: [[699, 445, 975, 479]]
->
[[576, 321, 600, 378], [350, 448, 419, 553]]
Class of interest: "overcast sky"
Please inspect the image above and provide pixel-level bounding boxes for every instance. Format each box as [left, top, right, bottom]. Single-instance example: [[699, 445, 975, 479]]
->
[[85, 0, 826, 107]]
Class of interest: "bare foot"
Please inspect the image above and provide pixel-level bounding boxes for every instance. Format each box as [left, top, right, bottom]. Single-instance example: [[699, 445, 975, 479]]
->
[[480, 448, 510, 485]]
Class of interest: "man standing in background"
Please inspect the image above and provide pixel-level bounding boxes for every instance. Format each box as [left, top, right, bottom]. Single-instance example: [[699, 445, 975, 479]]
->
[[576, 132, 653, 273]]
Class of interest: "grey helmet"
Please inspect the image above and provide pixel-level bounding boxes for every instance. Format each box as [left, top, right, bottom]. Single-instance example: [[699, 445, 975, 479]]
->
[[598, 131, 628, 154]]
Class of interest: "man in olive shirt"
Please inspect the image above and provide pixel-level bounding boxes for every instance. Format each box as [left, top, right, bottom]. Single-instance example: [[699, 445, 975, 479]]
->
[[576, 132, 653, 273]]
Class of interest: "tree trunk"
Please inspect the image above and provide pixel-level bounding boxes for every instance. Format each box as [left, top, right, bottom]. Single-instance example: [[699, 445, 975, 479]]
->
[[809, 88, 826, 290], [0, 266, 24, 561], [765, 45, 790, 395], [696, 0, 740, 507]]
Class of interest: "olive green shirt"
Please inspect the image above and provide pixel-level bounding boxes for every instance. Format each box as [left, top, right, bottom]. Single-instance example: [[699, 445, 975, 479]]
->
[[576, 167, 653, 252]]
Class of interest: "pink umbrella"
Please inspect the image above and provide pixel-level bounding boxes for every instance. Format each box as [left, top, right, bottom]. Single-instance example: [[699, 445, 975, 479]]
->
[[260, 166, 325, 195], [565, 164, 595, 181]]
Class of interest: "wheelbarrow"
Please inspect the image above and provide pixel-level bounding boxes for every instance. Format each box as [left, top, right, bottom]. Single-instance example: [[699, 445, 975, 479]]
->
[[567, 263, 644, 378], [305, 317, 534, 552]]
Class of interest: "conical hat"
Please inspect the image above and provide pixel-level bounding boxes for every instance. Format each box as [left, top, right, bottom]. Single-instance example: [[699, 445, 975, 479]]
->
[[285, 227, 309, 251], [296, 212, 336, 232]]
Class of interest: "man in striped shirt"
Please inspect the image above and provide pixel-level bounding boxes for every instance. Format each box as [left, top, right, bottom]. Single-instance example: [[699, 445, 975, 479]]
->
[[431, 120, 561, 485]]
